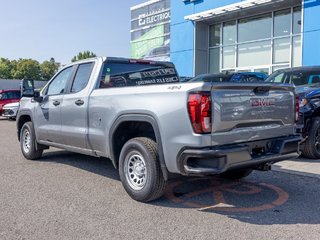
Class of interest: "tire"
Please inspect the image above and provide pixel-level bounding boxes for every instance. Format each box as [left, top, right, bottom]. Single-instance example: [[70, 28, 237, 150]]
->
[[20, 122, 43, 160], [302, 117, 320, 159], [220, 168, 253, 180], [119, 137, 166, 202]]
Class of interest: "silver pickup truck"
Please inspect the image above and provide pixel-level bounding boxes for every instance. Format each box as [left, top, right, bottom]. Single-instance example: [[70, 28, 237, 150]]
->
[[17, 57, 301, 202]]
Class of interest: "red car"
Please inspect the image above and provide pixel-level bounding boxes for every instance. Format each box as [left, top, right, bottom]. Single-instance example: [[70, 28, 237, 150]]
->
[[0, 90, 21, 116]]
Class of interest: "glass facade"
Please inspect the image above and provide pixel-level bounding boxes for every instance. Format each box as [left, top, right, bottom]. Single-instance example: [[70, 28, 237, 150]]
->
[[209, 6, 302, 74], [131, 0, 170, 61]]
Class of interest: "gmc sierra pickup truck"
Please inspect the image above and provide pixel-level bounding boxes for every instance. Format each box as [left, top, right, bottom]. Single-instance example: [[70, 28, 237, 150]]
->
[[17, 57, 301, 202]]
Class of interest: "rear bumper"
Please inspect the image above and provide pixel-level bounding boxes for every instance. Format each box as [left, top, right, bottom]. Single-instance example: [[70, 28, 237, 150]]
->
[[177, 135, 301, 176]]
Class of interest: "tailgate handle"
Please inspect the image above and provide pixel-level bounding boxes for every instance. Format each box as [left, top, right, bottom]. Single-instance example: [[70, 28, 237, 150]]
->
[[253, 86, 271, 94]]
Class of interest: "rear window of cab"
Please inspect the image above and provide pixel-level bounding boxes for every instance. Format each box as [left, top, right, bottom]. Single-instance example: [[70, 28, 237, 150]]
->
[[98, 62, 179, 88]]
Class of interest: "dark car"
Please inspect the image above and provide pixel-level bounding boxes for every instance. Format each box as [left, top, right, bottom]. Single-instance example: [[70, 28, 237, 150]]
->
[[188, 72, 268, 83], [266, 66, 320, 159], [266, 66, 320, 86], [0, 89, 21, 116]]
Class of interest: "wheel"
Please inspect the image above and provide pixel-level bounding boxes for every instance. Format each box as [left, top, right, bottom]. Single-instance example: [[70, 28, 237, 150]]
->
[[220, 168, 253, 180], [20, 122, 43, 160], [119, 137, 166, 202], [302, 117, 320, 159]]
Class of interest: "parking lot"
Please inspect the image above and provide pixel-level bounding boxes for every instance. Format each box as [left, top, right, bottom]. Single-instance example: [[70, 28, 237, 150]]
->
[[1, 119, 320, 240]]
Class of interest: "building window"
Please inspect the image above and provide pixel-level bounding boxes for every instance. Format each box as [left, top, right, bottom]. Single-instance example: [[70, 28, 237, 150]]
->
[[274, 9, 291, 37], [223, 46, 236, 69], [293, 7, 302, 34], [273, 37, 290, 64], [209, 24, 221, 47], [209, 48, 220, 73], [223, 21, 236, 45], [238, 40, 271, 67], [292, 35, 302, 67], [238, 14, 272, 43], [209, 6, 302, 74]]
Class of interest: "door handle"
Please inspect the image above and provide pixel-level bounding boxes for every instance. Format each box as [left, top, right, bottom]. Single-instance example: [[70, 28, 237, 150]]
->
[[75, 99, 84, 106], [53, 100, 60, 106]]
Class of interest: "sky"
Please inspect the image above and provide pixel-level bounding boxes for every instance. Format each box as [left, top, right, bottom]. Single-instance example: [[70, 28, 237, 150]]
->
[[0, 0, 146, 64]]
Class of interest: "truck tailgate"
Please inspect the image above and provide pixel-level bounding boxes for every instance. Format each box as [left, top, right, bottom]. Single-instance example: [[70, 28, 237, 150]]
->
[[211, 83, 296, 145]]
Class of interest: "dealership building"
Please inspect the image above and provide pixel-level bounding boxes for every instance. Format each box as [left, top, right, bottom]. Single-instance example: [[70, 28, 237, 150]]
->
[[130, 0, 170, 62], [131, 0, 319, 77]]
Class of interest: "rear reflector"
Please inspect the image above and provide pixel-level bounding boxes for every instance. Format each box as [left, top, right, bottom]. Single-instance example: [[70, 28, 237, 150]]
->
[[188, 92, 212, 134]]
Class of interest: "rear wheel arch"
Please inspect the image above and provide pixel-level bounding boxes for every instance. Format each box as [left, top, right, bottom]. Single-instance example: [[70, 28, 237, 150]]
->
[[109, 114, 168, 180]]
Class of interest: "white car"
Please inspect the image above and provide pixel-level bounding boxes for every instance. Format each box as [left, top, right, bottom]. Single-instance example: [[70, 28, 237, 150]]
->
[[3, 102, 19, 120]]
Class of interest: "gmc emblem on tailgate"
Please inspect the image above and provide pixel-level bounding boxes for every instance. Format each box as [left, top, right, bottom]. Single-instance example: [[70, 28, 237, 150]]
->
[[250, 98, 275, 107]]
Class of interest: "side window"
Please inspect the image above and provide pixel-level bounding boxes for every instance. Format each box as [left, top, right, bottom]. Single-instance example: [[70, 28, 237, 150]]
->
[[1, 92, 8, 100], [15, 91, 21, 99], [9, 91, 21, 99], [6, 91, 14, 99], [272, 73, 285, 83], [289, 72, 306, 86], [71, 63, 93, 93], [47, 67, 72, 96], [308, 73, 320, 84]]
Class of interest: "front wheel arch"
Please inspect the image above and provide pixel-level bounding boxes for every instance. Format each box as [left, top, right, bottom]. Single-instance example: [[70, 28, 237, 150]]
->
[[20, 121, 43, 160], [17, 114, 32, 141]]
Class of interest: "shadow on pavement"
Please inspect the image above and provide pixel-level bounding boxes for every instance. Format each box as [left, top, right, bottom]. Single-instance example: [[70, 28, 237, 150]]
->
[[41, 150, 120, 181], [39, 150, 320, 225]]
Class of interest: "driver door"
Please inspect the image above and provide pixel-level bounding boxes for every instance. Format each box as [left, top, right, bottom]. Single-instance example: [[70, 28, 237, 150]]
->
[[35, 66, 74, 144]]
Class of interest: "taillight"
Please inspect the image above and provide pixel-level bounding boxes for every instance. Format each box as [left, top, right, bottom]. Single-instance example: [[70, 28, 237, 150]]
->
[[295, 95, 299, 122], [188, 92, 212, 134]]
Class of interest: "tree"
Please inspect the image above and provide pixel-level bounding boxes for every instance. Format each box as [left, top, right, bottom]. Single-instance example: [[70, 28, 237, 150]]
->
[[0, 58, 14, 79], [40, 58, 60, 81], [71, 51, 97, 62], [12, 59, 41, 80], [0, 57, 61, 80]]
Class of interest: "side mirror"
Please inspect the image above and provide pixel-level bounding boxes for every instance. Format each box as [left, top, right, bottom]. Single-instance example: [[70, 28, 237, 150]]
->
[[33, 90, 43, 103], [21, 79, 35, 97], [21, 79, 43, 103]]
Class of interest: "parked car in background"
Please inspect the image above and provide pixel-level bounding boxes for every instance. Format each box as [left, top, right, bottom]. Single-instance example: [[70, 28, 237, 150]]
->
[[0, 89, 21, 116], [266, 67, 320, 86], [3, 102, 20, 120], [266, 66, 320, 159], [179, 76, 192, 82], [188, 72, 268, 83]]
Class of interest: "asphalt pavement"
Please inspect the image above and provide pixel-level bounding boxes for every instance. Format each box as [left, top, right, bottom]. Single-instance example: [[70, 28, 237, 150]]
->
[[0, 118, 320, 240]]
